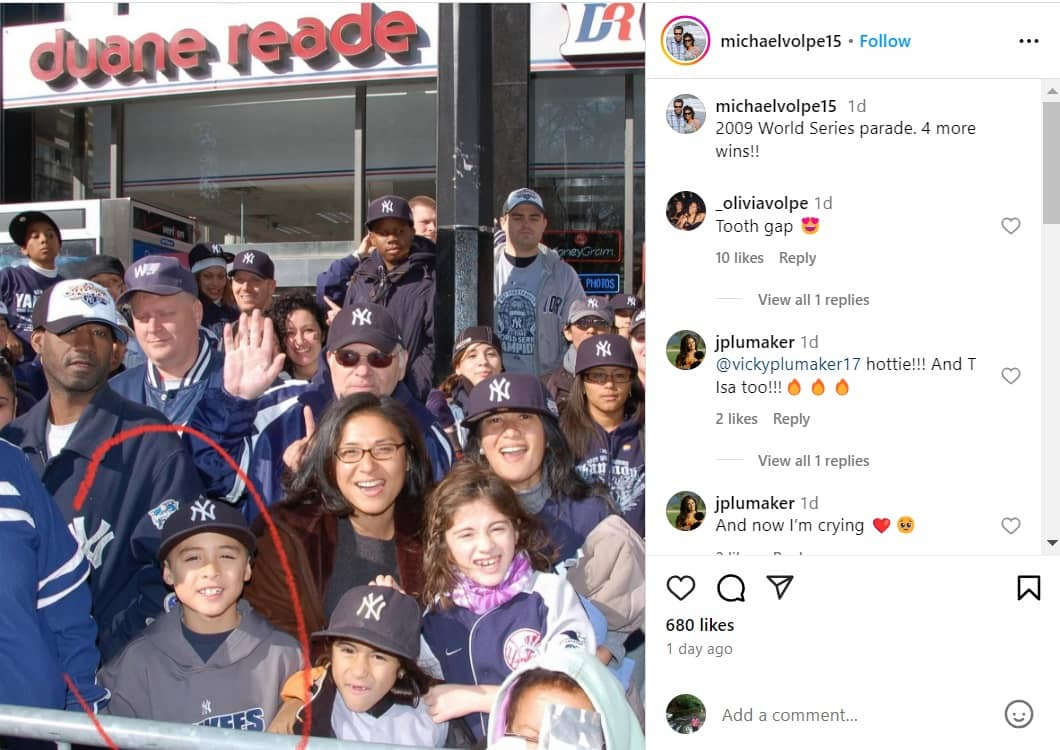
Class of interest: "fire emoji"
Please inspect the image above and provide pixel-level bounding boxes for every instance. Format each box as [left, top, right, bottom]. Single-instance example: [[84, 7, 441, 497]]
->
[[788, 379, 801, 396], [811, 379, 825, 396], [836, 379, 850, 396]]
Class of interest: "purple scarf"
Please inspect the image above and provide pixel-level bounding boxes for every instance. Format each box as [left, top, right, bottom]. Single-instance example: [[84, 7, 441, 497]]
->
[[450, 551, 533, 615]]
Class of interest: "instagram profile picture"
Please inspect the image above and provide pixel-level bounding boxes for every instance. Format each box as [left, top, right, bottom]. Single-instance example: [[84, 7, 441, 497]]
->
[[667, 191, 705, 231], [666, 94, 704, 134], [667, 694, 706, 733], [667, 491, 705, 531], [661, 16, 710, 64], [667, 330, 704, 371]]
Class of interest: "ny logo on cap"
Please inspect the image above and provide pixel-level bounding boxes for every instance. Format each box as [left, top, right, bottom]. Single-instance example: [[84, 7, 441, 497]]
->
[[587, 297, 600, 308], [626, 296, 637, 306], [357, 592, 387, 621], [381, 199, 395, 214], [210, 244, 224, 256], [241, 252, 255, 264], [596, 341, 612, 358], [133, 262, 161, 278], [489, 377, 511, 403], [190, 499, 217, 523], [351, 308, 373, 326]]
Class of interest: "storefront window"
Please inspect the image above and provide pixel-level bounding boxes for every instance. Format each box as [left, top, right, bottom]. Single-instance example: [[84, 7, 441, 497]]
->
[[531, 71, 644, 294], [32, 105, 94, 201], [123, 86, 362, 244], [366, 82, 437, 200]]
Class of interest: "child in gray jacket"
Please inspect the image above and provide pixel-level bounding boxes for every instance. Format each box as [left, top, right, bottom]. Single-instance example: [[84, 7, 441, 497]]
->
[[99, 498, 304, 730]]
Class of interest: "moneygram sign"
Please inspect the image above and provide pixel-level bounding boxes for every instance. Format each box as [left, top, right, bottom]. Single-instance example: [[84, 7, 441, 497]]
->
[[3, 4, 437, 108]]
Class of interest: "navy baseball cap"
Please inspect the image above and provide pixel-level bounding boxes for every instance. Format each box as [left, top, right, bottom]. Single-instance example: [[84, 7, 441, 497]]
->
[[463, 373, 559, 425], [502, 188, 545, 215], [609, 293, 642, 313], [313, 585, 421, 661], [32, 279, 129, 343], [75, 255, 125, 281], [575, 334, 636, 374], [630, 309, 646, 336], [189, 242, 234, 274], [327, 302, 403, 353], [118, 256, 197, 305], [366, 195, 414, 230], [229, 249, 275, 281], [158, 497, 256, 562], [567, 298, 614, 326], [8, 210, 62, 248], [453, 325, 502, 361]]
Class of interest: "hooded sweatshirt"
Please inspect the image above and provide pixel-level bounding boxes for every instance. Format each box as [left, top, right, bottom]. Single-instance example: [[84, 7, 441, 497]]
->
[[99, 599, 303, 729], [485, 640, 645, 750]]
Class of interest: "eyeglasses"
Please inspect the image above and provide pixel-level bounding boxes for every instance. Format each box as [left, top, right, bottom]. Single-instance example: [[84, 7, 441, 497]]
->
[[572, 318, 609, 331], [332, 349, 394, 368], [335, 442, 406, 464], [584, 370, 633, 385]]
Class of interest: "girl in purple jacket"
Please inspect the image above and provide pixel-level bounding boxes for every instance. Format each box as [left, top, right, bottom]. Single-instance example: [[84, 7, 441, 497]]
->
[[418, 463, 596, 741]]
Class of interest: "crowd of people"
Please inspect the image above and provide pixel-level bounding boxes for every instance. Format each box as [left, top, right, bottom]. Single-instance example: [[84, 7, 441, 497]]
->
[[0, 188, 645, 749]]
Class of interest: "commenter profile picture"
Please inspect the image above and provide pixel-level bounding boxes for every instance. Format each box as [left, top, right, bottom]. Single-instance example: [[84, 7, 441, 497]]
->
[[661, 16, 710, 64]]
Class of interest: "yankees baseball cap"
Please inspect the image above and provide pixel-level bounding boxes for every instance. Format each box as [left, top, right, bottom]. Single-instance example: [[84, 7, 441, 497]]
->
[[366, 195, 414, 230], [229, 249, 275, 280], [189, 242, 234, 274], [313, 584, 421, 661], [574, 333, 637, 374], [117, 255, 197, 305], [502, 187, 546, 215], [327, 302, 403, 353], [463, 372, 559, 425], [75, 254, 126, 281], [608, 293, 642, 313], [567, 298, 614, 326], [8, 210, 62, 248], [32, 279, 129, 343], [629, 308, 646, 336], [158, 497, 256, 562], [453, 325, 502, 361]]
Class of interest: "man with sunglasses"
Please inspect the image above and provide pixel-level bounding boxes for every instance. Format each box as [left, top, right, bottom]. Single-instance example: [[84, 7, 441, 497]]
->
[[197, 302, 453, 519], [542, 297, 614, 414]]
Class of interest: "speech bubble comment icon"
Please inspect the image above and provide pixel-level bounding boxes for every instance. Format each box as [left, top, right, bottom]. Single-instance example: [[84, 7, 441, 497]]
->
[[717, 574, 746, 602]]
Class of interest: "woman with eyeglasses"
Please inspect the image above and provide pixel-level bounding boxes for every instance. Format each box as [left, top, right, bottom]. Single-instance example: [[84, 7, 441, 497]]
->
[[681, 31, 702, 60], [682, 105, 703, 133], [244, 392, 432, 642], [561, 334, 645, 537]]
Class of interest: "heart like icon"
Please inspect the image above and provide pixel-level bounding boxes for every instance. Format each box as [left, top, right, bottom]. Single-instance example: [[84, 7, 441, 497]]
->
[[1001, 217, 1021, 234], [1001, 368, 1021, 385], [667, 575, 696, 601], [873, 518, 891, 533], [1002, 517, 1021, 534]]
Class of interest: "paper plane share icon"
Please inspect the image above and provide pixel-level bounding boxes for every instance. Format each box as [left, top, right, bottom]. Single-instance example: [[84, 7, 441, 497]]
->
[[767, 575, 794, 600]]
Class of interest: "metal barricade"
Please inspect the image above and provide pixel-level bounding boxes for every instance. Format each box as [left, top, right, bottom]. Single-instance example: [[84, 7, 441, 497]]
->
[[0, 705, 435, 749]]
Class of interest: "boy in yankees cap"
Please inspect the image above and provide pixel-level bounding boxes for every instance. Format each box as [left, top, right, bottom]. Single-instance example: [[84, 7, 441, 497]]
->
[[271, 584, 448, 744], [99, 496, 302, 730]]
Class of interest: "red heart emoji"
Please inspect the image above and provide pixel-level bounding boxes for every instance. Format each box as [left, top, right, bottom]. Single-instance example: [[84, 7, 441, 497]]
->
[[873, 518, 890, 533]]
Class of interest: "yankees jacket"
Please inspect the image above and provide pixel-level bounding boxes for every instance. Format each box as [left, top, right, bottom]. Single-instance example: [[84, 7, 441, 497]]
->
[[2, 385, 203, 660]]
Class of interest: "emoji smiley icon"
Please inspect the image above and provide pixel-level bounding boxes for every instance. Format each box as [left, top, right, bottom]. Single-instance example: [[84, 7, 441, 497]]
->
[[897, 516, 915, 534], [1005, 699, 1033, 728], [801, 217, 819, 235]]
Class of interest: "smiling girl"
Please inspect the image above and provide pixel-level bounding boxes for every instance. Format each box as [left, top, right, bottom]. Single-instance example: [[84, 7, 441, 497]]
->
[[418, 463, 595, 743]]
